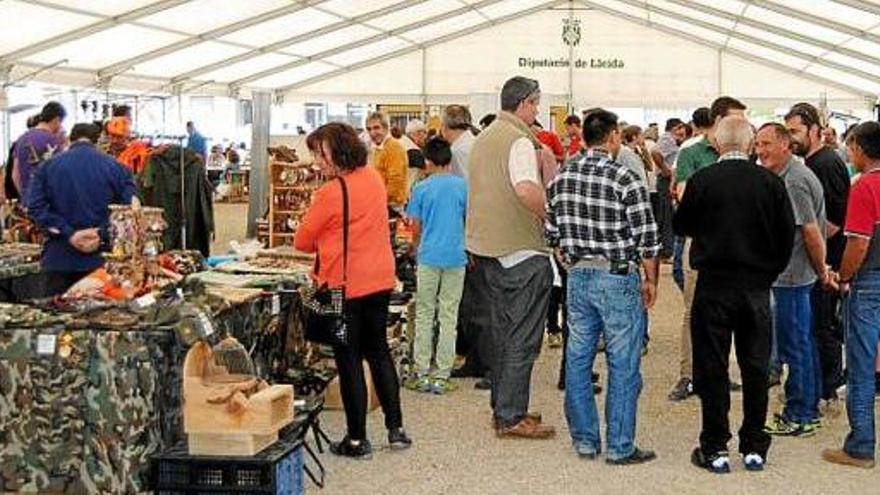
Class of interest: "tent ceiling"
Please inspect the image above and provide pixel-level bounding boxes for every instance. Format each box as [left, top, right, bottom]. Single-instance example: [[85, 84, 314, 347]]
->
[[1, 0, 879, 98]]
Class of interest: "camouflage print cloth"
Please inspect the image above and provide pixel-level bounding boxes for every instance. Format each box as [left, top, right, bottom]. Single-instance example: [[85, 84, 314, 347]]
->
[[0, 327, 90, 494], [80, 330, 173, 494]]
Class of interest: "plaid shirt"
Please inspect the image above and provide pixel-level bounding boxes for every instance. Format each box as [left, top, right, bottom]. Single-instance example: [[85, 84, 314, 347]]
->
[[546, 148, 661, 263]]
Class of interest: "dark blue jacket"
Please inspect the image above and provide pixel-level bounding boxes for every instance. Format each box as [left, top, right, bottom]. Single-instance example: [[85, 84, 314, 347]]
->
[[27, 141, 136, 273]]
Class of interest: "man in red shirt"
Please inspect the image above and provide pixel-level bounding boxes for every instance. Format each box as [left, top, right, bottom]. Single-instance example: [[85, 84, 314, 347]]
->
[[532, 121, 564, 164], [565, 115, 583, 159], [823, 121, 880, 469]]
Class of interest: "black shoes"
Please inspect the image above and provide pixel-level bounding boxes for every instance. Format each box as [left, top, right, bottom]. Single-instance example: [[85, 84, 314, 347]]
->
[[388, 428, 413, 450], [668, 377, 694, 401], [330, 437, 373, 460], [474, 377, 492, 390], [606, 447, 657, 466], [691, 447, 731, 474]]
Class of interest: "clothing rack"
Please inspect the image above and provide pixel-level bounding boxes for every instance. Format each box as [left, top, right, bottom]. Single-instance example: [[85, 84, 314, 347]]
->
[[138, 134, 189, 250]]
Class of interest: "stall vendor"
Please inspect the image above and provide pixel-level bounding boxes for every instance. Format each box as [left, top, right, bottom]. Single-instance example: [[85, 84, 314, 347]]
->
[[27, 123, 137, 296]]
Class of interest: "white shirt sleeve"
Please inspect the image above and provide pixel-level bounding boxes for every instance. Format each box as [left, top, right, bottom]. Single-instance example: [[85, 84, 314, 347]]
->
[[508, 137, 540, 188]]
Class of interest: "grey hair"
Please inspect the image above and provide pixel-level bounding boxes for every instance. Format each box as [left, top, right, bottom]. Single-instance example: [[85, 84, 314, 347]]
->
[[366, 111, 389, 129], [500, 76, 540, 112], [714, 116, 753, 153], [442, 104, 473, 130]]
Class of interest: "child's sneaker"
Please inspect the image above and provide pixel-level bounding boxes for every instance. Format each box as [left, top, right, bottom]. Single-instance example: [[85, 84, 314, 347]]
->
[[764, 413, 817, 437], [430, 377, 458, 395], [405, 376, 433, 393]]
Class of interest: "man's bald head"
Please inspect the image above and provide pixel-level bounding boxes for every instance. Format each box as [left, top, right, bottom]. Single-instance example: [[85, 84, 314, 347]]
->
[[714, 116, 753, 155]]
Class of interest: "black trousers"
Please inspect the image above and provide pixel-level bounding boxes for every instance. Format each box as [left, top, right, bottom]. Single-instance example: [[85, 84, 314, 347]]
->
[[812, 284, 843, 399], [332, 291, 403, 441], [692, 282, 772, 457], [547, 270, 567, 334], [652, 179, 675, 259], [456, 256, 496, 378], [548, 270, 569, 381]]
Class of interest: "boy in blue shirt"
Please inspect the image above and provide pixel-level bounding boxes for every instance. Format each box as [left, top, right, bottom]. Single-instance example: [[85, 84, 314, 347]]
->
[[405, 137, 468, 394]]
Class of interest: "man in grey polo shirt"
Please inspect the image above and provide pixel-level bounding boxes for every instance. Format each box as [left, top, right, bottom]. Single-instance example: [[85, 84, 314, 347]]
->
[[755, 123, 828, 438]]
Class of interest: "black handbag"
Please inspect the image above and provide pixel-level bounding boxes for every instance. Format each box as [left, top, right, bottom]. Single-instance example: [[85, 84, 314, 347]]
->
[[301, 176, 350, 346]]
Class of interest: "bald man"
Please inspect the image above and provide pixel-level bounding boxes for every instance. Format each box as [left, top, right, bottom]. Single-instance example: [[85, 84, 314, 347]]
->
[[674, 116, 795, 474]]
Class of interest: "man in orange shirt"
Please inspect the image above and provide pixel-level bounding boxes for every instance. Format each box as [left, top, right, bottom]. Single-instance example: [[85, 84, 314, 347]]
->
[[367, 112, 409, 210]]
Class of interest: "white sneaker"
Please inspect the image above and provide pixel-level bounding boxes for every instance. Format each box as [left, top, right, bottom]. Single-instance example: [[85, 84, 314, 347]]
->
[[743, 453, 764, 471]]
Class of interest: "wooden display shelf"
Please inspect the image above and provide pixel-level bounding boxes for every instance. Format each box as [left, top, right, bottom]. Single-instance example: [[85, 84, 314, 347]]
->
[[268, 159, 320, 248]]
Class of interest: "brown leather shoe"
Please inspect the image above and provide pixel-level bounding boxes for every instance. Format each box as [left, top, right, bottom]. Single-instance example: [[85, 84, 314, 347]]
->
[[491, 412, 542, 429], [822, 449, 875, 469], [496, 418, 556, 439]]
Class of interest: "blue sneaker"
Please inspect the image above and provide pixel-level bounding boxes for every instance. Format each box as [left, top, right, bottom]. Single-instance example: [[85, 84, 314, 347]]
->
[[743, 453, 765, 471]]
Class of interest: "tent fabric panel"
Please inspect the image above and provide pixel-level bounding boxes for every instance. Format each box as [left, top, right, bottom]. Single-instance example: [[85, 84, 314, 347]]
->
[[248, 61, 337, 89], [130, 41, 249, 76], [33, 0, 163, 17], [136, 0, 293, 35], [478, 0, 556, 19], [217, 8, 343, 48], [319, 0, 416, 18], [0, 1, 99, 55], [21, 24, 186, 69], [284, 25, 382, 57], [324, 37, 413, 67], [364, 0, 463, 31], [404, 11, 485, 43], [197, 53, 299, 83]]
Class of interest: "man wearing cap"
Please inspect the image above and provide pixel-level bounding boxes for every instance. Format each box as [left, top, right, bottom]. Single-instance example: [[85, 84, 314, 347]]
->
[[467, 75, 555, 439], [27, 123, 137, 296], [401, 119, 428, 191]]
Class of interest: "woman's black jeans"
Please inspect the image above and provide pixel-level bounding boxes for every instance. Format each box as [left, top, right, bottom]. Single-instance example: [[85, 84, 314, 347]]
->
[[332, 290, 403, 440]]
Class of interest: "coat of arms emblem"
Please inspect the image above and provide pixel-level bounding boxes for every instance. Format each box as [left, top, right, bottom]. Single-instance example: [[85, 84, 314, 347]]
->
[[562, 18, 581, 47]]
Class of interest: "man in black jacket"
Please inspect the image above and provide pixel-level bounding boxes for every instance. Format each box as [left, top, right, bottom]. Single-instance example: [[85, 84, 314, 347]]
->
[[674, 116, 795, 474]]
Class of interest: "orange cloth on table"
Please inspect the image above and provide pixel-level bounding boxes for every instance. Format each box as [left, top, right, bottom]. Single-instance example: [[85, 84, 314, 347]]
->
[[370, 136, 409, 206], [117, 140, 152, 174], [294, 166, 396, 299]]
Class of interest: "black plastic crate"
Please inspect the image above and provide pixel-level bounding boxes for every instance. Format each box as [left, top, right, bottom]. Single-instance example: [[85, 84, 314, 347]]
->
[[151, 437, 304, 494]]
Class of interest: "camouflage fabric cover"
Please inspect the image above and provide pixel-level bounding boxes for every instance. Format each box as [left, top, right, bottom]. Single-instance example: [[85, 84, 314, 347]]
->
[[80, 330, 173, 494], [0, 262, 41, 281], [0, 288, 313, 493], [0, 327, 90, 493]]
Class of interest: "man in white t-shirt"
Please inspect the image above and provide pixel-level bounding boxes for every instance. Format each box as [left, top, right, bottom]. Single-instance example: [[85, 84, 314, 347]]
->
[[467, 76, 557, 440]]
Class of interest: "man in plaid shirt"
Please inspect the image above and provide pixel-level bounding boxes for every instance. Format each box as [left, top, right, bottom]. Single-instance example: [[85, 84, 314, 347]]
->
[[546, 108, 660, 465]]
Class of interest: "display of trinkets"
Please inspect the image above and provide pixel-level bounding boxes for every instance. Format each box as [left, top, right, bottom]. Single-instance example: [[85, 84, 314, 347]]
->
[[104, 204, 169, 297], [267, 160, 322, 248]]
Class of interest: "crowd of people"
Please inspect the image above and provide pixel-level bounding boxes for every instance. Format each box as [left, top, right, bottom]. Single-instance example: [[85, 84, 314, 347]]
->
[[295, 75, 880, 473], [4, 77, 879, 473], [0, 102, 214, 294]]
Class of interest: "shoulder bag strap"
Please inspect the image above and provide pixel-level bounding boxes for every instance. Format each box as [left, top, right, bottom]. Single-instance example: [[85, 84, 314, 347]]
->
[[338, 176, 349, 287]]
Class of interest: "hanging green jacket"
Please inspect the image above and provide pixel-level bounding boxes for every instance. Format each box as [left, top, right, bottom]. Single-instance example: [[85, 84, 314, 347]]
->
[[140, 145, 214, 256]]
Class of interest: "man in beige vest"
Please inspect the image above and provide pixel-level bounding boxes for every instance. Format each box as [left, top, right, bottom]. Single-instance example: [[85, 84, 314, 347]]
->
[[467, 76, 555, 439]]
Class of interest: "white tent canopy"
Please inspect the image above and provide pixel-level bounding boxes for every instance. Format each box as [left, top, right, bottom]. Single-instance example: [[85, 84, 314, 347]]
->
[[1, 0, 879, 110]]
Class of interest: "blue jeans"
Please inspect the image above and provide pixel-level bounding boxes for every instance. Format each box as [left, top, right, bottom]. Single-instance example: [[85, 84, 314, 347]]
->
[[769, 292, 781, 377], [773, 284, 820, 423], [565, 267, 644, 460], [843, 271, 880, 460], [672, 236, 685, 291]]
